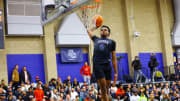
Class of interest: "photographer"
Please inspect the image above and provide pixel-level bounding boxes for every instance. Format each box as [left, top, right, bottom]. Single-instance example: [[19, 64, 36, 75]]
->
[[132, 56, 142, 83], [148, 53, 159, 82]]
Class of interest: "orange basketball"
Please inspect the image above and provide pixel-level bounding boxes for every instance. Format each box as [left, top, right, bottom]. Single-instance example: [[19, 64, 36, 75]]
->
[[92, 15, 103, 27]]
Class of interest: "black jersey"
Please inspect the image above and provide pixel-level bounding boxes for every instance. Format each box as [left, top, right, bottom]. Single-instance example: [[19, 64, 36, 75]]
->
[[92, 36, 116, 64]]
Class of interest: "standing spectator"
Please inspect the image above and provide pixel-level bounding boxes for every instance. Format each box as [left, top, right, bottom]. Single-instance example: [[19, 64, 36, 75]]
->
[[34, 84, 44, 101], [177, 64, 180, 78], [80, 62, 91, 85], [148, 53, 159, 82], [12, 64, 20, 90], [20, 66, 32, 84], [132, 56, 142, 83]]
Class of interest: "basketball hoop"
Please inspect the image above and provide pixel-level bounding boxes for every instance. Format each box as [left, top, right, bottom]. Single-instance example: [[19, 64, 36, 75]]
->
[[74, 0, 103, 28]]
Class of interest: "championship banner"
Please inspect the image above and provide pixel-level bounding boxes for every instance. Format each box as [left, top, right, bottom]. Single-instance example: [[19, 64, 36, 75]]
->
[[0, 10, 4, 49], [61, 48, 83, 63]]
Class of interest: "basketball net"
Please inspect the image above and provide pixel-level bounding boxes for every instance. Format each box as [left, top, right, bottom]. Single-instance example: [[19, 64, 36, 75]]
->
[[76, 0, 103, 28]]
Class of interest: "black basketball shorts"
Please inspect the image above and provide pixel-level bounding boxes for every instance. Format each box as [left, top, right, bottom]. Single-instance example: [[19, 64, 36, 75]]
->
[[93, 63, 112, 80]]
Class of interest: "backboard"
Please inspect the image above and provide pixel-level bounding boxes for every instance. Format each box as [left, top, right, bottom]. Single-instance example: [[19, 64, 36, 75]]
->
[[41, 0, 94, 25]]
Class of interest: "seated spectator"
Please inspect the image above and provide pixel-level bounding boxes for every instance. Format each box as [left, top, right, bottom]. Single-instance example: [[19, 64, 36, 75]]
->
[[51, 78, 57, 89], [25, 80, 31, 92], [27, 87, 34, 101], [63, 75, 72, 85], [14, 86, 22, 98], [149, 93, 158, 101], [124, 87, 131, 101], [177, 81, 180, 91], [130, 90, 140, 101], [163, 83, 170, 95], [43, 83, 51, 101], [115, 84, 125, 99], [72, 78, 79, 89], [70, 88, 78, 100], [20, 82, 26, 92], [7, 90, 16, 101], [75, 95, 80, 101], [34, 84, 44, 101], [110, 83, 117, 98], [89, 89, 96, 100], [0, 80, 7, 92], [154, 90, 160, 101], [65, 82, 72, 94], [65, 94, 71, 101], [80, 86, 88, 100], [90, 84, 98, 99], [8, 81, 13, 90], [22, 91, 28, 100], [48, 81, 55, 91], [139, 91, 147, 101], [51, 89, 60, 100], [57, 76, 62, 85], [138, 84, 145, 93], [32, 76, 40, 89], [96, 90, 102, 101], [161, 94, 171, 101], [171, 92, 178, 101]]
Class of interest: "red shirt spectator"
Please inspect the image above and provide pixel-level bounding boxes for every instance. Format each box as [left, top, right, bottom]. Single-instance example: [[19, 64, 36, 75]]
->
[[115, 84, 126, 98], [80, 62, 91, 77], [34, 84, 44, 101]]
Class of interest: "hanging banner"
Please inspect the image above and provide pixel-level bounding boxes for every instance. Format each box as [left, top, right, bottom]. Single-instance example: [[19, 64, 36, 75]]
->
[[61, 48, 83, 63], [0, 10, 4, 49]]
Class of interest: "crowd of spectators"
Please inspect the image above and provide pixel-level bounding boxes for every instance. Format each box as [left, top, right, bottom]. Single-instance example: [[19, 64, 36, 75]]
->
[[0, 74, 180, 101]]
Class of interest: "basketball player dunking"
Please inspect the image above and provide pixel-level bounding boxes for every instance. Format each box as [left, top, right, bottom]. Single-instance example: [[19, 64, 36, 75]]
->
[[87, 25, 118, 101]]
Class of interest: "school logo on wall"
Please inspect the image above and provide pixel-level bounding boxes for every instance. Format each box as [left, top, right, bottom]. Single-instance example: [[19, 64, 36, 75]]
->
[[61, 48, 83, 63], [67, 49, 77, 59]]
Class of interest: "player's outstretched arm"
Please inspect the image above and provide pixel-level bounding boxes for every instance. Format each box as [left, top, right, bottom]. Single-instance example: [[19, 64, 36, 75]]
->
[[87, 27, 98, 39], [112, 51, 118, 84]]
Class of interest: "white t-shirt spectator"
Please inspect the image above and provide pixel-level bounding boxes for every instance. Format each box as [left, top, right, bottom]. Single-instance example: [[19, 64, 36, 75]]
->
[[163, 88, 169, 95], [110, 86, 117, 94], [130, 95, 140, 101], [25, 84, 31, 91], [71, 91, 78, 100]]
